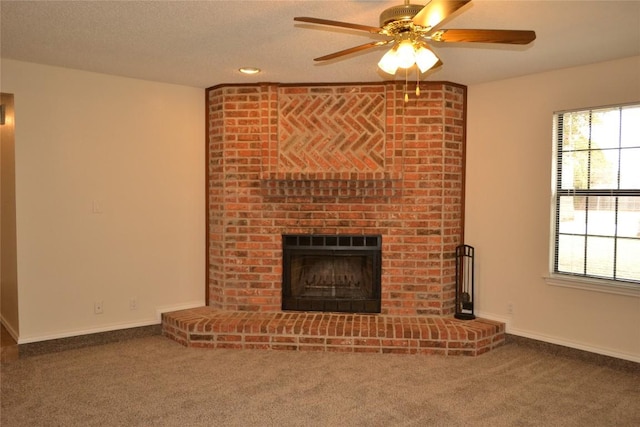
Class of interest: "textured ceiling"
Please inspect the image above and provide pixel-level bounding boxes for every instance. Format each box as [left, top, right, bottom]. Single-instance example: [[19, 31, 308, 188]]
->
[[1, 0, 639, 89]]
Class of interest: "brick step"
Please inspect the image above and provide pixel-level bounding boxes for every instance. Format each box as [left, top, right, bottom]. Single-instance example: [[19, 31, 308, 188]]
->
[[162, 307, 505, 356]]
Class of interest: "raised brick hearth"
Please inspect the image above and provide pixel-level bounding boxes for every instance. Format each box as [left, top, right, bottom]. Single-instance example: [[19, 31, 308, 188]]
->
[[162, 80, 506, 355], [162, 308, 505, 356]]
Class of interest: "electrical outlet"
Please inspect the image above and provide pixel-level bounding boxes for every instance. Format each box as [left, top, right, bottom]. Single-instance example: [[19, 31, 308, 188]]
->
[[507, 302, 514, 315], [92, 199, 104, 214], [129, 298, 138, 311], [94, 301, 104, 314]]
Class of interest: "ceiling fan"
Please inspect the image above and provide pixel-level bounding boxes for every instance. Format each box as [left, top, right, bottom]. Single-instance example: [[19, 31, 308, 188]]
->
[[294, 0, 536, 81]]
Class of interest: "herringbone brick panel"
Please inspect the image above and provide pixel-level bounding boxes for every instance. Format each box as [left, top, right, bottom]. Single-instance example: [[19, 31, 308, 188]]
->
[[278, 90, 385, 173]]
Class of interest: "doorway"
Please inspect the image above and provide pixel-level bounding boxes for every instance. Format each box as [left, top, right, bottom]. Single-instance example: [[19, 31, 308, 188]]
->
[[1, 92, 19, 351]]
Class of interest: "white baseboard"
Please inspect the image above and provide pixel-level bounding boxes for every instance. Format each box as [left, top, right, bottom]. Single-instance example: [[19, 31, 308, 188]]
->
[[477, 311, 640, 364], [17, 300, 205, 345], [17, 318, 160, 344]]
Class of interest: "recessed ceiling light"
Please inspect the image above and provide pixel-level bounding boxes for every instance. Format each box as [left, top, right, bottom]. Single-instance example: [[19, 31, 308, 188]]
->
[[239, 67, 261, 75]]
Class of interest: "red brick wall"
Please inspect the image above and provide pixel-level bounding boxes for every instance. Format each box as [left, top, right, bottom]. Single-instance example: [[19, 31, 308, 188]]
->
[[206, 81, 466, 316]]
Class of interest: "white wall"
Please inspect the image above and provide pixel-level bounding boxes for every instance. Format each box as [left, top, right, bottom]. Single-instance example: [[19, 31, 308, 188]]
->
[[466, 56, 640, 362], [1, 60, 205, 343]]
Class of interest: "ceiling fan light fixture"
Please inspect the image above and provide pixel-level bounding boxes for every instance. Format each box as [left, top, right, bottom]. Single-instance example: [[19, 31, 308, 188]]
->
[[415, 44, 438, 73], [378, 38, 438, 75], [395, 39, 416, 68], [378, 47, 400, 74]]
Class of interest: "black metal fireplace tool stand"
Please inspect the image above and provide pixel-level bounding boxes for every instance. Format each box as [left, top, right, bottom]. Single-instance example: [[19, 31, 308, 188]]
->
[[455, 244, 476, 320]]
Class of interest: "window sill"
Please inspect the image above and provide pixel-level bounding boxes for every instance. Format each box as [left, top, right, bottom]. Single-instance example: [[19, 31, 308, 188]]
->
[[545, 274, 640, 298]]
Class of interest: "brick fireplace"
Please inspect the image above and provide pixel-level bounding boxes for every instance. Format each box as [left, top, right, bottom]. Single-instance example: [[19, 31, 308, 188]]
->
[[162, 81, 505, 355]]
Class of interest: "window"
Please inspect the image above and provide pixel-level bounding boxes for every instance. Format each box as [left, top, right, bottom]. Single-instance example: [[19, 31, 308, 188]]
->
[[552, 103, 640, 288]]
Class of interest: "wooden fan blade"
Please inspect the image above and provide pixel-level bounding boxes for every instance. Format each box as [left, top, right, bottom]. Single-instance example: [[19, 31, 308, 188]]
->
[[431, 29, 536, 44], [412, 0, 471, 29], [314, 41, 391, 61], [294, 17, 382, 34]]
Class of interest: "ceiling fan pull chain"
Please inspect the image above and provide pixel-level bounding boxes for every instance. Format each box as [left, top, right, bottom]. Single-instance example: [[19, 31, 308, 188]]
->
[[416, 67, 421, 97], [404, 68, 409, 103]]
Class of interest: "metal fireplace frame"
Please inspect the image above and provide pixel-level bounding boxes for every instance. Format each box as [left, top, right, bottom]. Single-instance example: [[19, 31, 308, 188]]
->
[[282, 234, 382, 314]]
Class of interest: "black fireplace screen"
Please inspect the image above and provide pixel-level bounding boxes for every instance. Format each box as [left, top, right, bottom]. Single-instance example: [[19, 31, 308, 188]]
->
[[282, 235, 382, 313]]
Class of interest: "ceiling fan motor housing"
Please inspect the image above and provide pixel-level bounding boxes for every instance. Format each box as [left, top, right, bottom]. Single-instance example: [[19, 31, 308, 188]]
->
[[379, 3, 424, 26]]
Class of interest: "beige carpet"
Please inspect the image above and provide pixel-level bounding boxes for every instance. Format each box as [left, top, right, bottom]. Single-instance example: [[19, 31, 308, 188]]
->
[[1, 336, 638, 426]]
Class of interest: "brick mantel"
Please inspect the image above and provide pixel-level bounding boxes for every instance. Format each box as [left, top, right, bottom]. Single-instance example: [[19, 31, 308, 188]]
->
[[206, 81, 466, 316]]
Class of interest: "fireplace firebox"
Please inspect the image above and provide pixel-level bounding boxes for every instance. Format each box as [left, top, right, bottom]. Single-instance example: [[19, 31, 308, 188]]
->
[[282, 235, 382, 313]]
